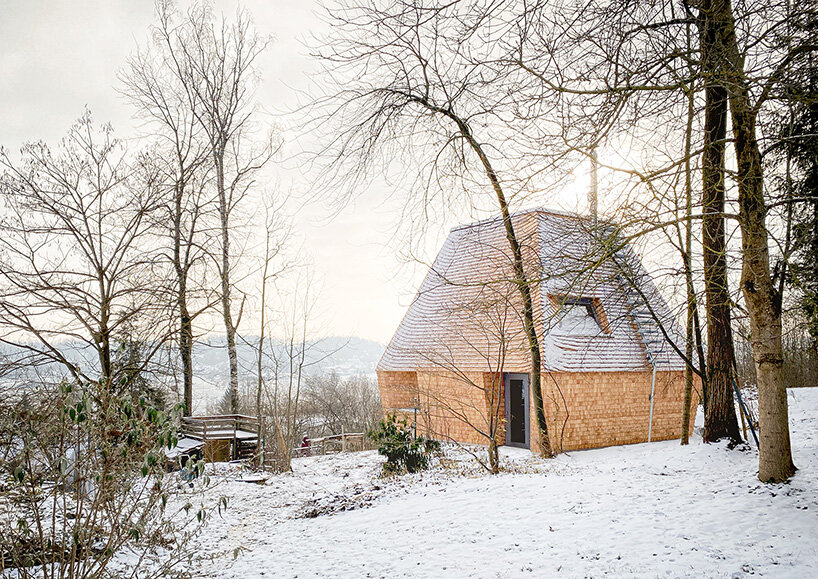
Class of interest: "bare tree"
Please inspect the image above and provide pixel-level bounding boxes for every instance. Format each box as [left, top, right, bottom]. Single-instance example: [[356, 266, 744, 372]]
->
[[0, 114, 217, 578], [312, 0, 807, 481], [0, 113, 168, 390], [235, 266, 327, 471], [510, 0, 742, 449], [121, 9, 215, 415], [690, 0, 805, 481], [254, 194, 290, 458], [312, 0, 556, 456], [302, 373, 382, 438], [416, 285, 521, 474], [278, 271, 317, 457], [515, 0, 805, 480], [149, 0, 275, 413], [680, 36, 705, 445]]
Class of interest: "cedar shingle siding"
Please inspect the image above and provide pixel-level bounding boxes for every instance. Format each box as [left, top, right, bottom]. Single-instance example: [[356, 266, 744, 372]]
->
[[378, 208, 697, 451]]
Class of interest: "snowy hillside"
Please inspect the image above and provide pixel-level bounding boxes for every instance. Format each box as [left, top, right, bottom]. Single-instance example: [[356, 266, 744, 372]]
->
[[149, 388, 818, 578]]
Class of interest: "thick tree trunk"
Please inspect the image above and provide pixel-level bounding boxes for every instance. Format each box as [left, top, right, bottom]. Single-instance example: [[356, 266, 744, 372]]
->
[[711, 0, 796, 481], [180, 304, 194, 415], [697, 2, 742, 444], [682, 77, 697, 445], [99, 291, 112, 386]]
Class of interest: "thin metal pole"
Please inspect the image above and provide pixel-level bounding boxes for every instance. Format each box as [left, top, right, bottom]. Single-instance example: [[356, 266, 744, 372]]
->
[[413, 397, 418, 440], [648, 362, 657, 442], [590, 147, 598, 224], [732, 378, 759, 448]]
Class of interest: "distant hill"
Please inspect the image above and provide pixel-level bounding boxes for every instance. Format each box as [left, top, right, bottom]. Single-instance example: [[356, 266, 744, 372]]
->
[[191, 335, 385, 413], [0, 336, 385, 414], [195, 335, 384, 378]]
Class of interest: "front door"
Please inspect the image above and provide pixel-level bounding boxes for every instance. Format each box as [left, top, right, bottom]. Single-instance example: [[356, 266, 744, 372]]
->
[[505, 373, 530, 448]]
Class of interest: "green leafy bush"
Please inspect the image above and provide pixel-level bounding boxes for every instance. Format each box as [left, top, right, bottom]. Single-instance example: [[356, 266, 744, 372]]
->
[[368, 414, 440, 474]]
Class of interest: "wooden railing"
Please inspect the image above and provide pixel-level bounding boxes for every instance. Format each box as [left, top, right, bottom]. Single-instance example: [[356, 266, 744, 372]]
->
[[181, 415, 259, 441], [292, 432, 366, 457]]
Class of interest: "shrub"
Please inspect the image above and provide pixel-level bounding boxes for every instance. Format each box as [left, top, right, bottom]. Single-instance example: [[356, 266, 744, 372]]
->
[[0, 380, 213, 577], [368, 415, 440, 474]]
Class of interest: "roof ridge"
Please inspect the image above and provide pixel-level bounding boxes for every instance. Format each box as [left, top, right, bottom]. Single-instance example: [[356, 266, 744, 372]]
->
[[450, 206, 594, 233]]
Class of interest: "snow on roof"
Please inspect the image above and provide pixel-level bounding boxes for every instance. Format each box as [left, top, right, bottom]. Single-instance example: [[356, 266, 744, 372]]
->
[[165, 436, 204, 458], [378, 208, 685, 374]]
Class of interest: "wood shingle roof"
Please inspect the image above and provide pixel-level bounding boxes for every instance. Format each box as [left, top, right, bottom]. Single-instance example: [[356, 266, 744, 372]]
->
[[378, 208, 685, 374]]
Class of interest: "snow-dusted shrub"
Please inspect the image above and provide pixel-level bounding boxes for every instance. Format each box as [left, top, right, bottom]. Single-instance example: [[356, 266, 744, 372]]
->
[[0, 380, 214, 578], [368, 415, 440, 474]]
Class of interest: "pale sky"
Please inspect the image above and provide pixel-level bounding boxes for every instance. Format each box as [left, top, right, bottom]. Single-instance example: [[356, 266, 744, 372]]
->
[[0, 1, 592, 344]]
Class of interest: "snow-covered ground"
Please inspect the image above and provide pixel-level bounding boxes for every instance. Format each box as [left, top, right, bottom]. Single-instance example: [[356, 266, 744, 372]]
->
[[174, 389, 818, 578]]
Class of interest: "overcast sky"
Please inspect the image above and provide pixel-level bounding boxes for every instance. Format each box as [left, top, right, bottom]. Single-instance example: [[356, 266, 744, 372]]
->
[[0, 1, 421, 344], [0, 1, 594, 344]]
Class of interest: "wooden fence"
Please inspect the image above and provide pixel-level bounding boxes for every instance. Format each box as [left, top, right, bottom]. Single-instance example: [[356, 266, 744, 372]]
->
[[178, 418, 368, 467], [292, 432, 367, 457]]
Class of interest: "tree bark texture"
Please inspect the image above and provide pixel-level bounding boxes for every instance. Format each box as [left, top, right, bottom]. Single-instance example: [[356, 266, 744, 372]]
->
[[179, 302, 194, 416], [697, 2, 743, 444], [215, 153, 240, 414], [709, 0, 796, 481], [173, 183, 195, 416]]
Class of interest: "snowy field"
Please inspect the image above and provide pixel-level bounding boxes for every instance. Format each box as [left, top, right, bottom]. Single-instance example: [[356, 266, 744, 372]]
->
[[172, 388, 817, 578]]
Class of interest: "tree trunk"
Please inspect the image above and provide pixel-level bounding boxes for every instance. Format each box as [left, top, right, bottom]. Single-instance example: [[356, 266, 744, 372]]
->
[[173, 181, 194, 416], [256, 332, 265, 439], [415, 97, 554, 457], [180, 304, 194, 416], [467, 138, 552, 458], [697, 1, 742, 444], [681, 270, 695, 444], [692, 290, 708, 409], [256, 224, 272, 460], [99, 291, 112, 387], [681, 72, 697, 445], [711, 0, 796, 481], [488, 438, 499, 474], [215, 152, 240, 414]]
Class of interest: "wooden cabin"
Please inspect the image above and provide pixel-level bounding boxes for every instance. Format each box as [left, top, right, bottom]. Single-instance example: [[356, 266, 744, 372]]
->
[[377, 208, 697, 453]]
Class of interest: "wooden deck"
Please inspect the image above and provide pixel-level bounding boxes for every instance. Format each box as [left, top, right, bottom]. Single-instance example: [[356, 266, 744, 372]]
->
[[181, 415, 259, 461]]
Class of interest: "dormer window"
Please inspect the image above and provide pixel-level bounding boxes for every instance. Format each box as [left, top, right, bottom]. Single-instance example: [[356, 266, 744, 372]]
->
[[553, 296, 610, 335]]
